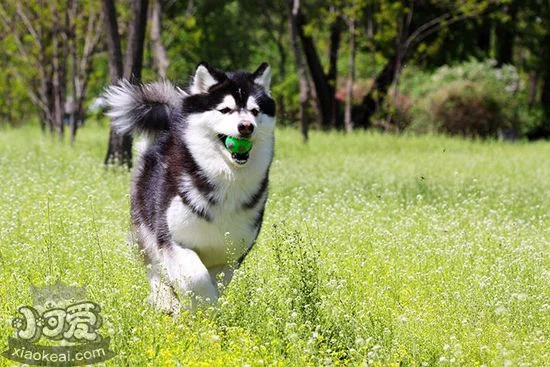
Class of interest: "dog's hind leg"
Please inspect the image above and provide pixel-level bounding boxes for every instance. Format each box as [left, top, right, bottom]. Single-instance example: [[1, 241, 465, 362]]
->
[[136, 225, 181, 313], [162, 244, 218, 311], [147, 269, 181, 314]]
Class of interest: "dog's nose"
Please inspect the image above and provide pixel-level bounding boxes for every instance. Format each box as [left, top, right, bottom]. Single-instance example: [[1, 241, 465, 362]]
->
[[238, 121, 254, 137]]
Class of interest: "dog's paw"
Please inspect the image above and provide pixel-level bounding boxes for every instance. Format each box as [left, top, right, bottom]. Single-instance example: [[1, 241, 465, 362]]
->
[[148, 280, 182, 315]]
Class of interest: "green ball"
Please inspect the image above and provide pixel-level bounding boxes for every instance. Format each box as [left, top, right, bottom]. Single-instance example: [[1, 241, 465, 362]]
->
[[225, 136, 253, 154]]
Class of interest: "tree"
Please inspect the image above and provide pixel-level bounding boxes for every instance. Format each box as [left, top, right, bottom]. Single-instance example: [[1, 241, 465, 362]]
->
[[342, 0, 364, 132], [0, 0, 103, 140], [289, 0, 312, 141], [67, 1, 105, 143], [529, 0, 550, 137], [150, 0, 169, 78], [494, 0, 518, 66], [103, 0, 149, 168], [356, 0, 491, 128], [291, 1, 341, 130]]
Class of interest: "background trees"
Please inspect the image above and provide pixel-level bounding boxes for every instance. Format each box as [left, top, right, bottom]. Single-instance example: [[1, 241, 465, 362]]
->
[[102, 0, 149, 167], [0, 0, 103, 141], [0, 0, 548, 158]]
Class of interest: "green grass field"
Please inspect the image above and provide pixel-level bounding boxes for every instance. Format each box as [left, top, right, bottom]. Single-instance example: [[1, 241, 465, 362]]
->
[[0, 125, 548, 366]]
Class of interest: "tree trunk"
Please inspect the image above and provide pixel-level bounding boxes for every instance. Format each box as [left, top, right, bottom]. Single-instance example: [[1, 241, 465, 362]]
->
[[540, 18, 550, 125], [104, 128, 135, 167], [356, 55, 398, 128], [542, 72, 550, 123], [293, 1, 335, 130], [344, 19, 356, 132], [68, 1, 103, 144], [124, 0, 149, 81], [530, 69, 550, 139], [327, 11, 342, 128], [150, 0, 169, 79], [50, 4, 66, 138], [274, 30, 287, 125], [477, 16, 491, 57], [69, 0, 78, 144], [495, 2, 517, 66], [102, 0, 123, 82], [102, 0, 132, 168], [528, 72, 539, 108], [289, 0, 310, 142]]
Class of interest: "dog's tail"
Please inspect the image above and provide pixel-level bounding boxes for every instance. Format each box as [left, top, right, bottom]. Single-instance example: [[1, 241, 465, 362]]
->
[[103, 79, 187, 136]]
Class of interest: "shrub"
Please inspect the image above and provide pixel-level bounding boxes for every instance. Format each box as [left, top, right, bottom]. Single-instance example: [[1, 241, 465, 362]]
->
[[416, 80, 515, 137], [381, 90, 415, 132], [400, 59, 538, 138]]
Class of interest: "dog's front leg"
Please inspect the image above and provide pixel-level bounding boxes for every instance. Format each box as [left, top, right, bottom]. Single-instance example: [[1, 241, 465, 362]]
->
[[162, 244, 218, 311]]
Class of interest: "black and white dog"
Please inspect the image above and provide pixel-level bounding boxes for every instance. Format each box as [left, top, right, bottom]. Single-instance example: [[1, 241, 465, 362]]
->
[[104, 63, 275, 312]]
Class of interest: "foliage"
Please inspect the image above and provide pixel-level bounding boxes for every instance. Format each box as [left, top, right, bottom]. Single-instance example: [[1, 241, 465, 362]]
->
[[421, 80, 514, 137], [1, 0, 550, 136], [1, 125, 549, 365], [398, 59, 541, 137], [0, 66, 36, 127], [0, 0, 104, 137]]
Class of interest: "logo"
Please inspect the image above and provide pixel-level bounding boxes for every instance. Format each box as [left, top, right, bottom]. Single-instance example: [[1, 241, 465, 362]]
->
[[2, 280, 116, 366]]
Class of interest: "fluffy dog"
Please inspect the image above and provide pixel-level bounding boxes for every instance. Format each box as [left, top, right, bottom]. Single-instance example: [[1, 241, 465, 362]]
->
[[104, 62, 275, 312]]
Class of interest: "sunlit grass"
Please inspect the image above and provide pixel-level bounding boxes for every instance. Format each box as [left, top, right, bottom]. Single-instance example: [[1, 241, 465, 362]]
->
[[0, 124, 548, 366]]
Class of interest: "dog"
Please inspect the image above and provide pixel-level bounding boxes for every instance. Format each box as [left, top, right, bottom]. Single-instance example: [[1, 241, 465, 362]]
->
[[104, 62, 275, 312]]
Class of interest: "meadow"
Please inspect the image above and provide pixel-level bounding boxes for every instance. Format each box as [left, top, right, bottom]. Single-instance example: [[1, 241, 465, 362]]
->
[[0, 125, 548, 366]]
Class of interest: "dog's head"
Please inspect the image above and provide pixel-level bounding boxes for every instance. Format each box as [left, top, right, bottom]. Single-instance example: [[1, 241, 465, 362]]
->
[[182, 62, 276, 167]]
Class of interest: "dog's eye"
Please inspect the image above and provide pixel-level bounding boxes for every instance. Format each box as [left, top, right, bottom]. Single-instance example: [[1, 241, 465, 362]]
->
[[250, 108, 259, 116], [219, 107, 232, 114]]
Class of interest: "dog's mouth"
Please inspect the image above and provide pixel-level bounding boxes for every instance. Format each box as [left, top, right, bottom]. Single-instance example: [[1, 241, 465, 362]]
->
[[218, 134, 251, 165]]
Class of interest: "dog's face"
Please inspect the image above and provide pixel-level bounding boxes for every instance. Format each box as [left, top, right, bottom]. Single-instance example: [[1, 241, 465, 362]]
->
[[182, 63, 275, 167]]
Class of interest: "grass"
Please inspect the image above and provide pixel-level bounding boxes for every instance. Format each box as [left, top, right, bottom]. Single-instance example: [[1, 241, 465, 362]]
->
[[0, 124, 548, 366]]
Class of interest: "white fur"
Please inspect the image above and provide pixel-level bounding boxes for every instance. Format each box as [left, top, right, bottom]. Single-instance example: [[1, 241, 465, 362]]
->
[[162, 246, 218, 309], [173, 99, 274, 259], [140, 220, 227, 312], [190, 65, 219, 95], [130, 79, 275, 313], [246, 96, 260, 111], [104, 79, 185, 134], [181, 92, 275, 178], [148, 271, 181, 314], [166, 193, 264, 268], [216, 95, 237, 111], [254, 65, 272, 91], [135, 136, 152, 156], [138, 225, 179, 312], [148, 96, 274, 311]]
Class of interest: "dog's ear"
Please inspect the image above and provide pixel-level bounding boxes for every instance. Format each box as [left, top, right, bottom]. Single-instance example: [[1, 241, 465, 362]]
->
[[252, 62, 271, 91], [189, 62, 225, 94]]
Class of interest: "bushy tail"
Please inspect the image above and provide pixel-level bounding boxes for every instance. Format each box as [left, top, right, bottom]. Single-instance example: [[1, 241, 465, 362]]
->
[[103, 80, 187, 136]]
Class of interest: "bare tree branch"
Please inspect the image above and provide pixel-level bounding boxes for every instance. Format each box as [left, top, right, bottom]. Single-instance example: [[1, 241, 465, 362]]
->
[[16, 3, 43, 49], [0, 4, 32, 62], [10, 68, 51, 119], [404, 12, 452, 53]]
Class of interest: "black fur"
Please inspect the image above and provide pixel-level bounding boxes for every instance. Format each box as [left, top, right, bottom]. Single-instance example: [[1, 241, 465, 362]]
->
[[243, 176, 269, 209], [183, 65, 275, 117]]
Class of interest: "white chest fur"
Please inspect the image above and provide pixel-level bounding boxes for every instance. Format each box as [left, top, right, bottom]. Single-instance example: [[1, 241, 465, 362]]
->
[[165, 127, 273, 269], [165, 181, 264, 268]]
